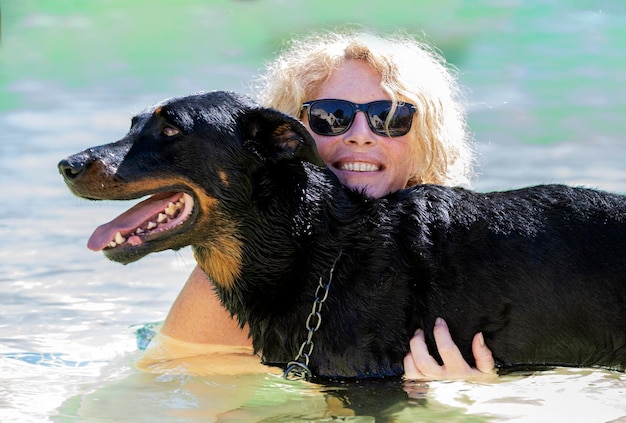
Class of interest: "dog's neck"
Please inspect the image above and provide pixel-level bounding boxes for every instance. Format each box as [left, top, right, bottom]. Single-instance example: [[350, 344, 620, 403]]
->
[[243, 163, 352, 275], [196, 162, 364, 324]]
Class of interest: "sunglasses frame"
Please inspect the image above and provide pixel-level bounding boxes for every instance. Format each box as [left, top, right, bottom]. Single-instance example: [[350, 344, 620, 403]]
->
[[301, 99, 416, 137]]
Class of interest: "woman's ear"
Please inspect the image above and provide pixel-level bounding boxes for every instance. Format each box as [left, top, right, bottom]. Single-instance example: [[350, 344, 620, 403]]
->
[[241, 108, 326, 167]]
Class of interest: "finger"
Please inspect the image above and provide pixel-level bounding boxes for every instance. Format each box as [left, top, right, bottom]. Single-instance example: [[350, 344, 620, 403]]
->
[[432, 317, 471, 374], [408, 328, 444, 378], [403, 351, 425, 380], [472, 332, 497, 374]]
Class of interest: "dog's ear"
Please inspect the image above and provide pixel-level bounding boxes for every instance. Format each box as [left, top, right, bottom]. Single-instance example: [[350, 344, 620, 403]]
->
[[241, 108, 325, 167]]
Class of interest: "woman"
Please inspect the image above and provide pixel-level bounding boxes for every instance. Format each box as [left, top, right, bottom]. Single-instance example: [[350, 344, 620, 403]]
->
[[151, 29, 496, 380]]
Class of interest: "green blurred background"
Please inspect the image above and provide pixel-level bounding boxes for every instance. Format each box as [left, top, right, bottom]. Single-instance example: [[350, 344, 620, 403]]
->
[[1, 0, 495, 109], [1, 0, 625, 164]]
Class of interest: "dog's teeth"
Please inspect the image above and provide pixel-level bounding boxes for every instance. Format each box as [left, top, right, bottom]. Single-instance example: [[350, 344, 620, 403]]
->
[[165, 202, 177, 216], [108, 196, 187, 245], [114, 231, 126, 245]]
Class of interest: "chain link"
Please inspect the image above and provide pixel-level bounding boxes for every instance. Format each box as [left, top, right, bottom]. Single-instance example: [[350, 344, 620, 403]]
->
[[283, 251, 342, 381]]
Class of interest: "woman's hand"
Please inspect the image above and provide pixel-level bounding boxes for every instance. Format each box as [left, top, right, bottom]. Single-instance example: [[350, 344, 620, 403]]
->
[[403, 317, 497, 380]]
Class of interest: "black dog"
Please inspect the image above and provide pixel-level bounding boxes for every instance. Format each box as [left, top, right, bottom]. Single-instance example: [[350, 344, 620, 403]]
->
[[58, 91, 626, 379]]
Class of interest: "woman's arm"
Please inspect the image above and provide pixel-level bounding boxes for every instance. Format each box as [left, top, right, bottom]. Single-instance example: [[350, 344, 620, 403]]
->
[[160, 265, 252, 346], [403, 317, 497, 380]]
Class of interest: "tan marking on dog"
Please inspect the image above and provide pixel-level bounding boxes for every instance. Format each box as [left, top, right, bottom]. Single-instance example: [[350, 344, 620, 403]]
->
[[70, 171, 196, 201], [197, 192, 219, 214], [218, 170, 229, 187], [193, 234, 243, 290], [154, 107, 162, 115], [192, 195, 243, 289]]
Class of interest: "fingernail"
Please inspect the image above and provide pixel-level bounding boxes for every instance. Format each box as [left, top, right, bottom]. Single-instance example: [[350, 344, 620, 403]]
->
[[478, 332, 485, 347], [414, 328, 423, 337], [435, 317, 445, 326]]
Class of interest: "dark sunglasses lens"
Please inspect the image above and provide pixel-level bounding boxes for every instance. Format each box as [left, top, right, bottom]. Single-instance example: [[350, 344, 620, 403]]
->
[[367, 102, 413, 136], [308, 101, 354, 135]]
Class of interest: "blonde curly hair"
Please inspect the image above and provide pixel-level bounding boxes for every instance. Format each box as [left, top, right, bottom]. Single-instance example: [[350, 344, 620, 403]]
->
[[255, 28, 473, 188]]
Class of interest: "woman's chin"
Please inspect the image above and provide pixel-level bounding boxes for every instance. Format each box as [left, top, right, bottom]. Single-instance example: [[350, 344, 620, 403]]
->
[[333, 168, 403, 199]]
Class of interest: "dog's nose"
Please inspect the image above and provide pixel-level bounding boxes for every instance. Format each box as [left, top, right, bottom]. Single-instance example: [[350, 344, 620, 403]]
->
[[58, 155, 89, 181]]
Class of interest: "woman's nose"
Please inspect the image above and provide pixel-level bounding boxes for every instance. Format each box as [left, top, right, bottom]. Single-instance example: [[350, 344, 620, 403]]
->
[[344, 111, 376, 146]]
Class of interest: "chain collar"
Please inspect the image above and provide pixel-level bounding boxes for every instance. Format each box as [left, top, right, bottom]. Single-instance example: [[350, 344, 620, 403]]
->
[[283, 250, 342, 381]]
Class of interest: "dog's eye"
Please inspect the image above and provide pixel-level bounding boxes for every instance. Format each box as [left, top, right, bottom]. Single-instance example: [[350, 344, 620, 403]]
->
[[162, 126, 180, 137]]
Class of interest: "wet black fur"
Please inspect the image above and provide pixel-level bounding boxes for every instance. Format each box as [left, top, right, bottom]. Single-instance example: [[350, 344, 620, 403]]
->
[[60, 91, 626, 379]]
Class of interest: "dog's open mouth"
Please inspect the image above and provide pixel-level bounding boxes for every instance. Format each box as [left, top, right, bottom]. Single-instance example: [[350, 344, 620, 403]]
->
[[87, 192, 195, 251]]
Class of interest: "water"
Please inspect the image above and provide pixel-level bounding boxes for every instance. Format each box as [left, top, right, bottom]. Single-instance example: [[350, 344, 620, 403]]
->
[[2, 1, 626, 421]]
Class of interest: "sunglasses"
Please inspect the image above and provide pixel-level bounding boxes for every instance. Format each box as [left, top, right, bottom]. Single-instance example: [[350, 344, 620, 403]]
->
[[301, 99, 416, 137]]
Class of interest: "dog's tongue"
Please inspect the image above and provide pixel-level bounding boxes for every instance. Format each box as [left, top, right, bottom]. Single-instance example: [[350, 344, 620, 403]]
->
[[87, 192, 183, 251]]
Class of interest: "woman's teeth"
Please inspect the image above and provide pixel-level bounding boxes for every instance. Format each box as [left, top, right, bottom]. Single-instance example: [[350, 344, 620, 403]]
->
[[338, 162, 380, 172]]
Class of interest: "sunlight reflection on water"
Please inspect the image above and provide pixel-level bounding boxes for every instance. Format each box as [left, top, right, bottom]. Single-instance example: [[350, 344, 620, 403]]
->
[[2, 0, 626, 421]]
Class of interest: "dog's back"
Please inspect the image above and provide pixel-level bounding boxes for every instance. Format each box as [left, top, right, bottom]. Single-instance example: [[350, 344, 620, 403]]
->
[[242, 178, 626, 378], [396, 183, 626, 370]]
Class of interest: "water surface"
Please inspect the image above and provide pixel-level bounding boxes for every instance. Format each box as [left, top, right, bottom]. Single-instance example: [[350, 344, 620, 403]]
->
[[1, 1, 625, 421]]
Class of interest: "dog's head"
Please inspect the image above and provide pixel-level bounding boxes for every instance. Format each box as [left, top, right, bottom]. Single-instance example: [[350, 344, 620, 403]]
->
[[59, 91, 324, 282]]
